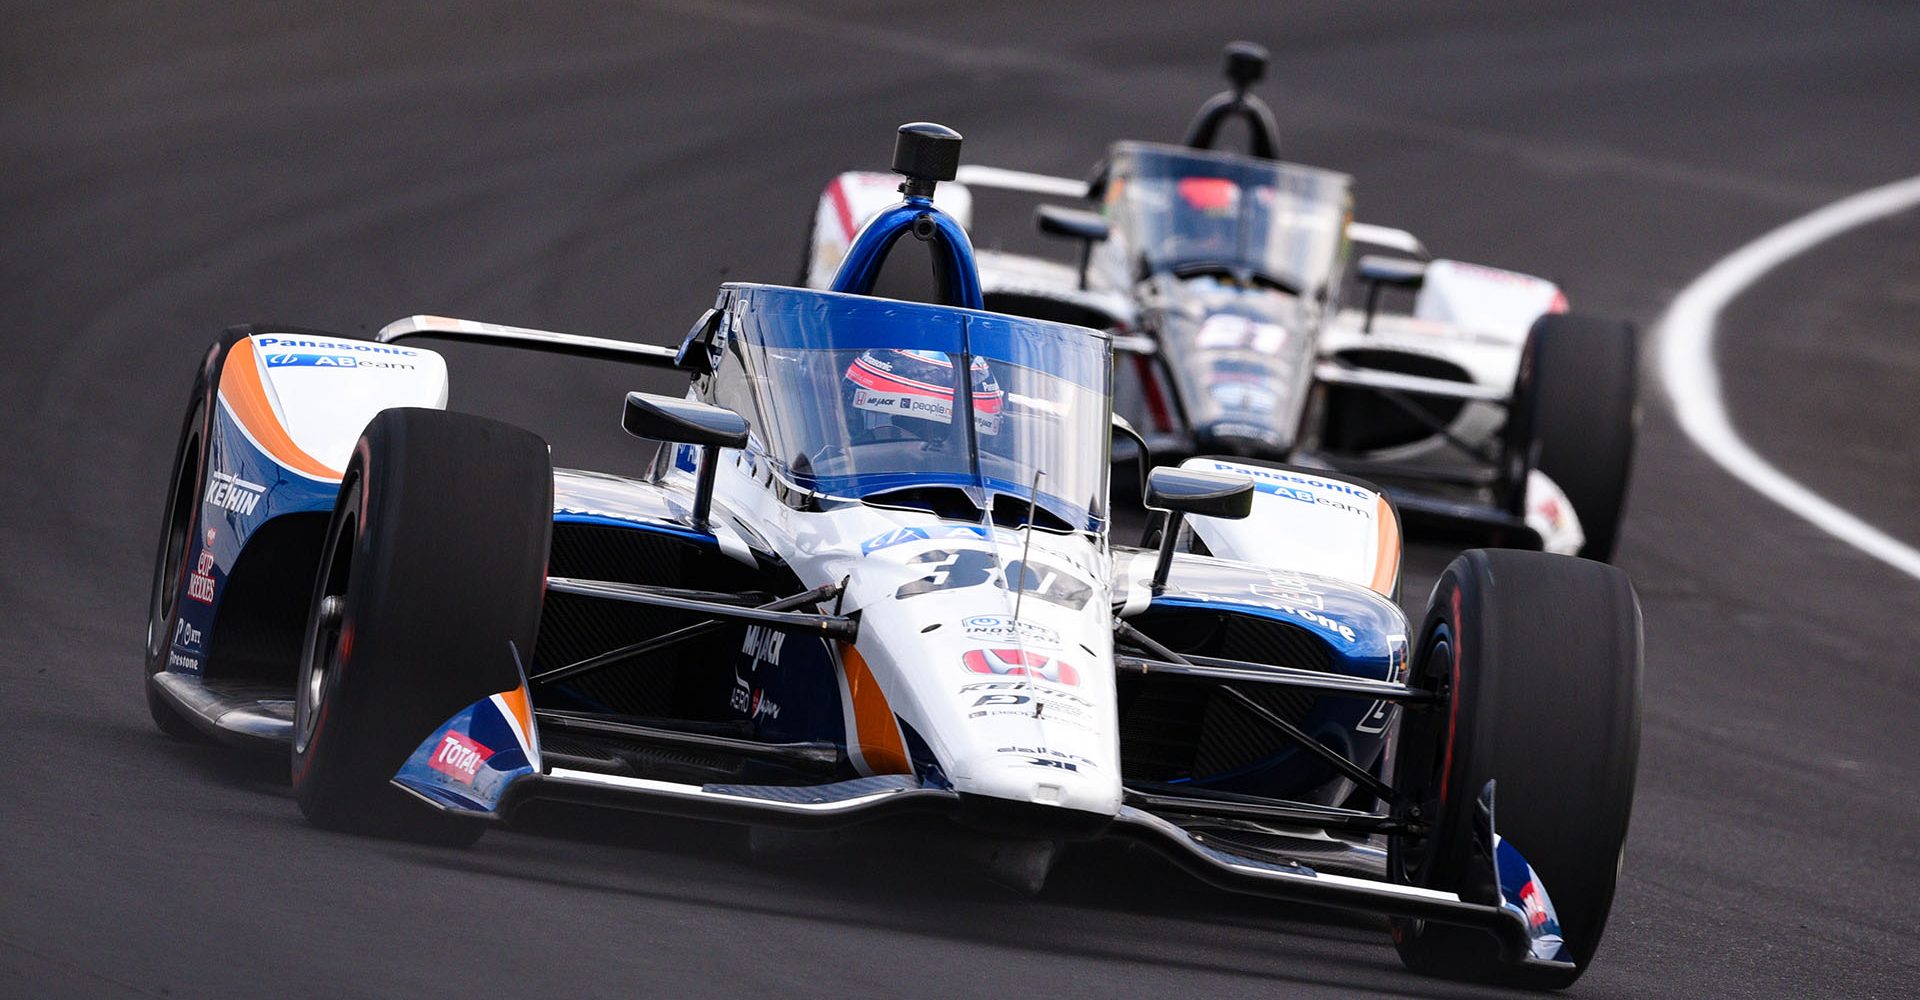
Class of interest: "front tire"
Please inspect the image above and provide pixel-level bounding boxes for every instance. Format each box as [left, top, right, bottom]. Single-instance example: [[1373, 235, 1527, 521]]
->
[[1388, 549, 1642, 989], [1503, 313, 1639, 561], [291, 408, 552, 844]]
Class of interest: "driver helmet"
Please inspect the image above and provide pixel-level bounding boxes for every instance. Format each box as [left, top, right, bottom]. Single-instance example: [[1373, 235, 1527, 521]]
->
[[843, 349, 1004, 439]]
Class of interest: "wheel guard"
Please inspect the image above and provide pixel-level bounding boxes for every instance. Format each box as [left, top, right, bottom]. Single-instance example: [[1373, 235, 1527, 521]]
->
[[392, 685, 540, 816]]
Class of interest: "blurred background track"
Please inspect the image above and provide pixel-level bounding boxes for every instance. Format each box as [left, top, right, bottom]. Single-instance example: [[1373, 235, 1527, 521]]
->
[[3, 2, 1917, 996]]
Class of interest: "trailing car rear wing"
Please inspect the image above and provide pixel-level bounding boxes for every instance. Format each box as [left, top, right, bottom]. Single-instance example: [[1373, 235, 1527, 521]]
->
[[375, 315, 683, 369]]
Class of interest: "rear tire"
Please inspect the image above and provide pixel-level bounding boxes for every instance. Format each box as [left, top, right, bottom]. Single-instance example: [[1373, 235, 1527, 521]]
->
[[1504, 313, 1638, 561], [1387, 549, 1641, 989], [291, 408, 552, 845]]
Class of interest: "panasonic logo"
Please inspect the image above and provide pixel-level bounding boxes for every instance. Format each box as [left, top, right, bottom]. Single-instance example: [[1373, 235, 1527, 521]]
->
[[255, 336, 418, 356]]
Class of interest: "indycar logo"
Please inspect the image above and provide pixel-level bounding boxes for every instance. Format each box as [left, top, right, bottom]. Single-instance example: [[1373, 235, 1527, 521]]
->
[[960, 615, 1058, 647], [428, 731, 494, 784], [186, 549, 216, 603], [962, 648, 1081, 686], [263, 353, 415, 371], [205, 470, 264, 515]]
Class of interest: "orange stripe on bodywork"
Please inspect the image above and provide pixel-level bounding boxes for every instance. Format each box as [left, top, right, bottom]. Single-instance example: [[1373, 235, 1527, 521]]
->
[[217, 337, 341, 481], [496, 684, 534, 746], [839, 643, 910, 775], [1369, 496, 1401, 597]]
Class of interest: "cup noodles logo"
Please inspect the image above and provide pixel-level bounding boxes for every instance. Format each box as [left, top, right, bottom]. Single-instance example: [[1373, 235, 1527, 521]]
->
[[962, 648, 1081, 687], [428, 731, 494, 784]]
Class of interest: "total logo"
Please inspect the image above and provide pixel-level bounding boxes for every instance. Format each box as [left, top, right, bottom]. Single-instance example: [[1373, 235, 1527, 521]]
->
[[962, 648, 1081, 686], [428, 731, 494, 784], [961, 615, 1059, 647], [205, 470, 264, 515]]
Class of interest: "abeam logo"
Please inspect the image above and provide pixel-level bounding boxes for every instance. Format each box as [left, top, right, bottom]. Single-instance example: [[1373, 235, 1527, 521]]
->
[[428, 731, 494, 784], [206, 471, 264, 515], [263, 353, 415, 371]]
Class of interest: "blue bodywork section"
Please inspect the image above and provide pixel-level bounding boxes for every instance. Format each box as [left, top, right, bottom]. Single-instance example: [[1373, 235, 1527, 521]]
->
[[163, 404, 339, 678], [1138, 554, 1407, 800]]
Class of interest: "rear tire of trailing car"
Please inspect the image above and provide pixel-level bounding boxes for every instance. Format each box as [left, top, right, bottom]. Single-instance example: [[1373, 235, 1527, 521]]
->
[[1387, 549, 1641, 989], [144, 329, 248, 739], [1504, 313, 1638, 561], [291, 407, 551, 845]]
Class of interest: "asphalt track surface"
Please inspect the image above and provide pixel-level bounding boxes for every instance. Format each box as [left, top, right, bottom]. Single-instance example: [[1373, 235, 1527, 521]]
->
[[4, 3, 1918, 997]]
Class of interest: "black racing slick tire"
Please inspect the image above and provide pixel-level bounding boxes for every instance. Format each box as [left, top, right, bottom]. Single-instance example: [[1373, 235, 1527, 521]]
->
[[291, 408, 552, 845], [1387, 549, 1642, 990], [1505, 313, 1639, 562], [144, 328, 248, 739]]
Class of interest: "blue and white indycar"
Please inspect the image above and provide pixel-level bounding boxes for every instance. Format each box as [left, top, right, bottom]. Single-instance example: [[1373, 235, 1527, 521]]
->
[[145, 122, 1642, 990]]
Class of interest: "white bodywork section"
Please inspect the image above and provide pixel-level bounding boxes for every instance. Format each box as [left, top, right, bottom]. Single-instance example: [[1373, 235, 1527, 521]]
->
[[684, 449, 1122, 817], [1179, 458, 1399, 596], [247, 332, 449, 472]]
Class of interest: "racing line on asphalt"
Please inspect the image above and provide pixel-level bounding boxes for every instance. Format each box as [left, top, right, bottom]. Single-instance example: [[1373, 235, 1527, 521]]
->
[[1658, 172, 1920, 582]]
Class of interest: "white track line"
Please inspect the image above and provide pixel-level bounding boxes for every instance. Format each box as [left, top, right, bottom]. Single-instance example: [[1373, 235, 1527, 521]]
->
[[1658, 174, 1920, 582]]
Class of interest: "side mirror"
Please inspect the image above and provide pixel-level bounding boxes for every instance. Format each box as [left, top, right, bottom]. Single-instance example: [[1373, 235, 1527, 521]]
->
[[1143, 467, 1254, 591], [623, 392, 748, 449], [1036, 205, 1111, 243], [623, 392, 748, 531], [1356, 255, 1428, 333], [1035, 205, 1110, 291]]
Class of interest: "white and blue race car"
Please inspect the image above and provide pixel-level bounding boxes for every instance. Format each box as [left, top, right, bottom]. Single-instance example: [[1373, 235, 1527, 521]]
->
[[802, 44, 1638, 562], [146, 122, 1642, 990]]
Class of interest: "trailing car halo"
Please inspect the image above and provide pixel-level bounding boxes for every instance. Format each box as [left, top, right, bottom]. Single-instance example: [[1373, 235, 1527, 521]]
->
[[147, 121, 1642, 989]]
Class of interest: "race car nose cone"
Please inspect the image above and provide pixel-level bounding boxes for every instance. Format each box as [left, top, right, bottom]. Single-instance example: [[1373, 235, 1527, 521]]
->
[[1195, 421, 1288, 458], [893, 122, 963, 187]]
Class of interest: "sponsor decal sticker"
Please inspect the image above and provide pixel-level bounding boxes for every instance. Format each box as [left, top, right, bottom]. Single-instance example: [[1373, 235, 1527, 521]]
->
[[428, 730, 494, 784], [732, 625, 786, 722], [962, 648, 1082, 686], [997, 745, 1093, 769], [1203, 461, 1373, 499], [263, 353, 416, 371], [165, 651, 199, 671], [254, 336, 418, 356], [960, 615, 1059, 647], [173, 618, 202, 649], [205, 470, 265, 515], [186, 549, 216, 603]]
